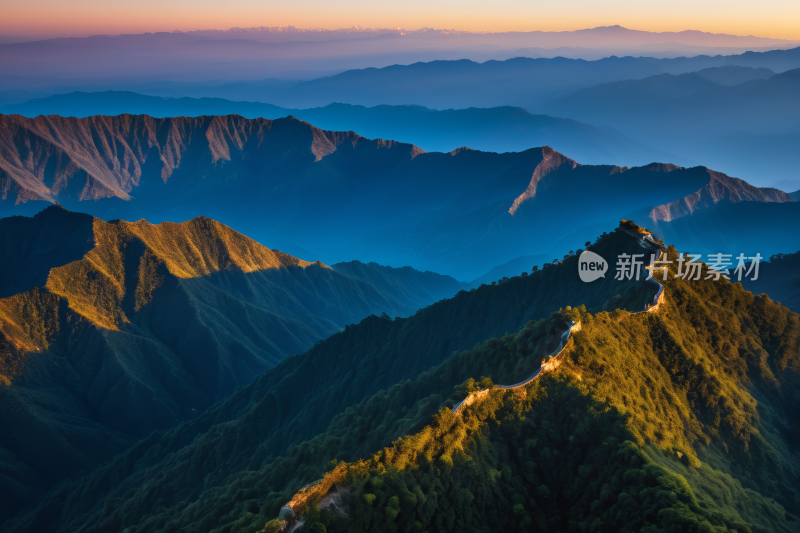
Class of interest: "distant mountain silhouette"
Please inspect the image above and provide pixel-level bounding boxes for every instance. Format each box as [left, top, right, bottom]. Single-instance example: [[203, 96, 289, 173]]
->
[[694, 65, 775, 85], [545, 67, 800, 136], [2, 92, 681, 166], [1, 90, 285, 118], [468, 254, 551, 286], [0, 114, 796, 279], [542, 67, 800, 186], [332, 261, 468, 309], [741, 250, 800, 313], [0, 206, 436, 516], [212, 50, 800, 110], [3, 28, 796, 89]]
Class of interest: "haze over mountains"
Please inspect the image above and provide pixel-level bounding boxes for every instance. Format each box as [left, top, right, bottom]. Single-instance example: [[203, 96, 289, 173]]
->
[[542, 66, 800, 183], [2, 25, 797, 86], [1, 113, 797, 280], [5, 43, 798, 187], [2, 92, 682, 167], [34, 48, 796, 111], [743, 251, 800, 314]]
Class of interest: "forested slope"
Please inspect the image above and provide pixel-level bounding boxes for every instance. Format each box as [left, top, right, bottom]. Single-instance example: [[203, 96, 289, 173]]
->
[[3, 228, 657, 532], [272, 244, 800, 533], [0, 206, 416, 523]]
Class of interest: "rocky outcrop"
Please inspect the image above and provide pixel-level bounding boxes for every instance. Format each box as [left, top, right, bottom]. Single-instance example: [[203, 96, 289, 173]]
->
[[508, 146, 580, 216], [648, 169, 793, 223], [0, 114, 424, 205]]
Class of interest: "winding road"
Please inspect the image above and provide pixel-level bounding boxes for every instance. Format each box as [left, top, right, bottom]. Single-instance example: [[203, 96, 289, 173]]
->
[[452, 232, 666, 414], [277, 231, 669, 528]]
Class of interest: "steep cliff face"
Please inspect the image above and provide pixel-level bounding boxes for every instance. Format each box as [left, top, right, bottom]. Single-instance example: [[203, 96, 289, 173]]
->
[[0, 114, 425, 206], [0, 206, 420, 520], [648, 169, 794, 223], [1, 114, 797, 279], [508, 146, 580, 216]]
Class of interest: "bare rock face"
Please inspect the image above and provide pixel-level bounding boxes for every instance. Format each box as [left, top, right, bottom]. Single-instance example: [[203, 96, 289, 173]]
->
[[508, 146, 580, 216], [0, 114, 424, 206], [2, 114, 797, 281], [647, 169, 793, 223]]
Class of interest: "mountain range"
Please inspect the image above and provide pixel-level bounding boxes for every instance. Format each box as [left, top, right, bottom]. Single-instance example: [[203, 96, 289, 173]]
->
[[545, 66, 800, 137], [100, 49, 800, 111], [0, 205, 464, 518], [2, 16, 800, 533], [742, 251, 800, 313], [1, 92, 682, 167], [1, 113, 797, 280], [541, 66, 800, 186], [4, 225, 798, 533], [6, 61, 799, 186], [1, 225, 659, 531], [3, 26, 797, 87]]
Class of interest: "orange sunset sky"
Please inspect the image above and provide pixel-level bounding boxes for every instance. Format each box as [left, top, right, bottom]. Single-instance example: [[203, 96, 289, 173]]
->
[[2, 0, 799, 41]]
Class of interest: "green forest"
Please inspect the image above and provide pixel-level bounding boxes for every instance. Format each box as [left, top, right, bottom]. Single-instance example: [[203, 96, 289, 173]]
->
[[263, 245, 800, 533], [6, 228, 798, 533]]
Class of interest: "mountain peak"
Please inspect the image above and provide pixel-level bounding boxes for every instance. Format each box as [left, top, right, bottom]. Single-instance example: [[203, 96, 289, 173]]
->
[[508, 146, 580, 216], [449, 146, 476, 156], [0, 114, 427, 205], [648, 169, 793, 222]]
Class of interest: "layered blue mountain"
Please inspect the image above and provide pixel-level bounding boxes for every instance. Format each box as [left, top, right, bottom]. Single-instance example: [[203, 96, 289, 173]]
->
[[542, 67, 800, 185], [1, 93, 679, 166], [1, 114, 796, 280], [3, 26, 796, 91], [742, 250, 800, 313], [693, 65, 775, 85], [144, 48, 799, 110], [545, 67, 800, 136]]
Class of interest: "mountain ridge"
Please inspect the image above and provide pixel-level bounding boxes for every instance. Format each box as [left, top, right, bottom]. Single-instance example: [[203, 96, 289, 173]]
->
[[2, 114, 796, 279], [0, 93, 683, 167], [6, 227, 799, 533], [2, 227, 660, 532], [648, 169, 793, 222], [0, 205, 443, 519]]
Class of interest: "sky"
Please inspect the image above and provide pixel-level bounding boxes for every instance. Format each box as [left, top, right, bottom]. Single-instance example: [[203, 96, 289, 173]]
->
[[2, 0, 800, 41]]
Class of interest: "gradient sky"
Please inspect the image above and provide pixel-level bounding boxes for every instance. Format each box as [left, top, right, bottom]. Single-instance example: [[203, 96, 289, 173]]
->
[[2, 0, 800, 40]]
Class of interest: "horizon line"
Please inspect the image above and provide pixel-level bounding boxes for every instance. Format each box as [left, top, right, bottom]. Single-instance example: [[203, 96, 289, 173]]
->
[[4, 24, 800, 44]]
